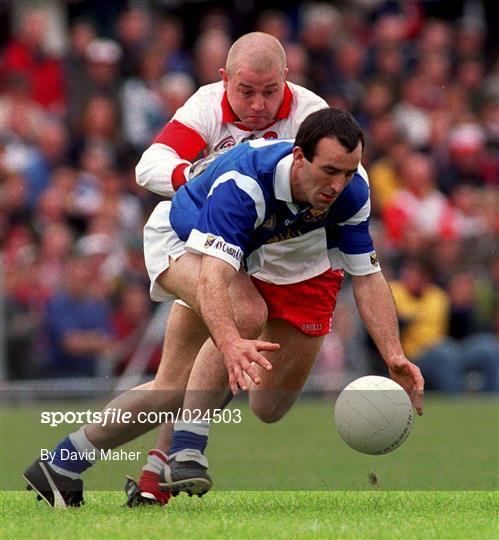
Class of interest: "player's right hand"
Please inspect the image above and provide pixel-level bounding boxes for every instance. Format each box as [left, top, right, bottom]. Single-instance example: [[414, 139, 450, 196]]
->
[[189, 148, 231, 179], [221, 338, 278, 394]]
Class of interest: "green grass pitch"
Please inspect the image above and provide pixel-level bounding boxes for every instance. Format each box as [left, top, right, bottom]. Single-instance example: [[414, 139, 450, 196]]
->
[[1, 396, 497, 538]]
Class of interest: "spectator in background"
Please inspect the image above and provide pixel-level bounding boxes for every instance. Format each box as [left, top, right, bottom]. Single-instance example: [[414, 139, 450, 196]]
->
[[448, 184, 490, 239], [428, 108, 453, 163], [451, 270, 498, 389], [0, 73, 47, 176], [427, 237, 465, 289], [121, 236, 150, 288], [371, 44, 406, 83], [365, 13, 410, 76], [382, 152, 457, 249], [256, 9, 292, 44], [389, 260, 497, 392], [153, 17, 192, 75], [357, 76, 396, 129], [455, 56, 487, 112], [1, 171, 30, 232], [67, 38, 122, 132], [4, 254, 43, 379], [415, 52, 451, 110], [72, 95, 124, 168], [43, 255, 115, 378], [392, 74, 432, 149], [329, 38, 366, 111], [23, 119, 69, 209], [70, 144, 114, 232], [112, 282, 161, 375], [284, 43, 311, 88], [75, 212, 128, 295], [199, 9, 231, 36], [64, 20, 97, 102], [193, 30, 231, 86], [437, 123, 490, 194], [368, 134, 410, 215], [454, 17, 486, 63], [417, 19, 453, 58], [121, 48, 168, 150], [1, 9, 65, 112], [299, 2, 340, 94], [389, 260, 458, 392], [0, 72, 45, 143], [364, 112, 401, 163], [115, 7, 150, 79], [158, 72, 196, 120], [32, 167, 78, 232], [448, 271, 493, 338], [37, 222, 74, 296], [480, 95, 499, 148]]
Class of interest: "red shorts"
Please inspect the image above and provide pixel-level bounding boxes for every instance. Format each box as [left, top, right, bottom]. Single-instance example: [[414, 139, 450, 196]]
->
[[250, 269, 344, 337]]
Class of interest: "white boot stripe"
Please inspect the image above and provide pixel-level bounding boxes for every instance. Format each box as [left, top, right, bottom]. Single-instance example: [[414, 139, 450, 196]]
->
[[39, 462, 67, 508]]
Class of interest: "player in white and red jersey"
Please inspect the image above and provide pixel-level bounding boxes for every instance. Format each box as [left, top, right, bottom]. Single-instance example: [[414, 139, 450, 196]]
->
[[127, 33, 344, 502]]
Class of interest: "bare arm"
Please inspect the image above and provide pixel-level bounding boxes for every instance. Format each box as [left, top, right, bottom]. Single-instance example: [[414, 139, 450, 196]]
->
[[352, 271, 424, 415], [196, 255, 276, 394], [196, 256, 240, 349]]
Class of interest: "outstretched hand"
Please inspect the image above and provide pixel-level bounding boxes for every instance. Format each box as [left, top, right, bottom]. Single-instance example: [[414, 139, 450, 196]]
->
[[388, 355, 425, 416], [221, 338, 279, 394]]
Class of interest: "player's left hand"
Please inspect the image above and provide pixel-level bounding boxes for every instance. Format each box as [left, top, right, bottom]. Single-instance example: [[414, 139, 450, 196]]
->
[[387, 355, 424, 416], [220, 338, 278, 395]]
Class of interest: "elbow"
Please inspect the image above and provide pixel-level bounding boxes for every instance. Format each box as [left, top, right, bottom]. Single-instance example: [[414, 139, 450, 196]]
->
[[135, 154, 148, 188]]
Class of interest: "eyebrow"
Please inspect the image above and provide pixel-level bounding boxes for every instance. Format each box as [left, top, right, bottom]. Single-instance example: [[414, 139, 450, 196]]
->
[[322, 165, 358, 174], [238, 82, 279, 90]]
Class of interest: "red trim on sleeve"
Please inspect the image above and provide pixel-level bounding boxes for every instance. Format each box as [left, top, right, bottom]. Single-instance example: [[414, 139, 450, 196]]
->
[[172, 163, 189, 191], [153, 120, 206, 161]]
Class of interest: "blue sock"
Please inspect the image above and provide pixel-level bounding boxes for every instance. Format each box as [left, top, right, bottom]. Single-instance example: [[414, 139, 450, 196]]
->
[[170, 420, 209, 455], [47, 427, 98, 478]]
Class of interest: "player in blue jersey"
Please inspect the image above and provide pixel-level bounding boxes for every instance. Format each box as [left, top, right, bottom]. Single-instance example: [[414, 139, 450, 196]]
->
[[139, 107, 424, 494], [23, 107, 424, 508]]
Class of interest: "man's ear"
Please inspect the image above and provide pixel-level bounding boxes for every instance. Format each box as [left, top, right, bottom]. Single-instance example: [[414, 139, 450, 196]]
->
[[219, 68, 229, 87], [292, 146, 306, 168]]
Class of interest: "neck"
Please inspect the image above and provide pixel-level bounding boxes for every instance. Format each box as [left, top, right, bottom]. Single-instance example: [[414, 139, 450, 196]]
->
[[289, 161, 304, 202]]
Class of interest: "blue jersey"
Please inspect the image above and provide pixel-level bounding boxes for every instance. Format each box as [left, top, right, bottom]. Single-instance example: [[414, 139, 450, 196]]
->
[[170, 139, 380, 276]]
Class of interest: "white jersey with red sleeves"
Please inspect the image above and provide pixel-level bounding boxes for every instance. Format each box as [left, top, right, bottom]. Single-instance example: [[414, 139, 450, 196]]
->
[[136, 81, 336, 285]]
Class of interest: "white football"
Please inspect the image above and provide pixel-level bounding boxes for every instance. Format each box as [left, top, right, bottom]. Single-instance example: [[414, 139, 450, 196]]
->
[[334, 375, 413, 455]]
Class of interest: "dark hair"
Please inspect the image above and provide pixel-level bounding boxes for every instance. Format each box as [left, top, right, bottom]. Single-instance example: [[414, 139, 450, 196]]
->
[[294, 107, 365, 161]]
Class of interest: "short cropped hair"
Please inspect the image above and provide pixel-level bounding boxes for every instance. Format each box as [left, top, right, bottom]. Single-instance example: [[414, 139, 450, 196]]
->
[[294, 108, 365, 162]]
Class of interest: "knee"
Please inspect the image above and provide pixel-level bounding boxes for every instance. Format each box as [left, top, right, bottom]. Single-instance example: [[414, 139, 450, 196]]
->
[[250, 393, 291, 423], [252, 403, 286, 424], [233, 294, 268, 339]]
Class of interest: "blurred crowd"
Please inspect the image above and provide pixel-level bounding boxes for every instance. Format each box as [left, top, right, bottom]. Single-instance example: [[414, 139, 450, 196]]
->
[[1, 1, 497, 391]]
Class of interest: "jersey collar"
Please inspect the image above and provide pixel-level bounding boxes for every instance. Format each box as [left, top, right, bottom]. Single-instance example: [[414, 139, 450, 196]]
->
[[274, 154, 293, 202], [220, 83, 293, 130]]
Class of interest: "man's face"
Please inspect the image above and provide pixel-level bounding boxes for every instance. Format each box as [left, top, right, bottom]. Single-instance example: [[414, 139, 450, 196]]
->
[[291, 137, 362, 209], [220, 66, 286, 130]]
